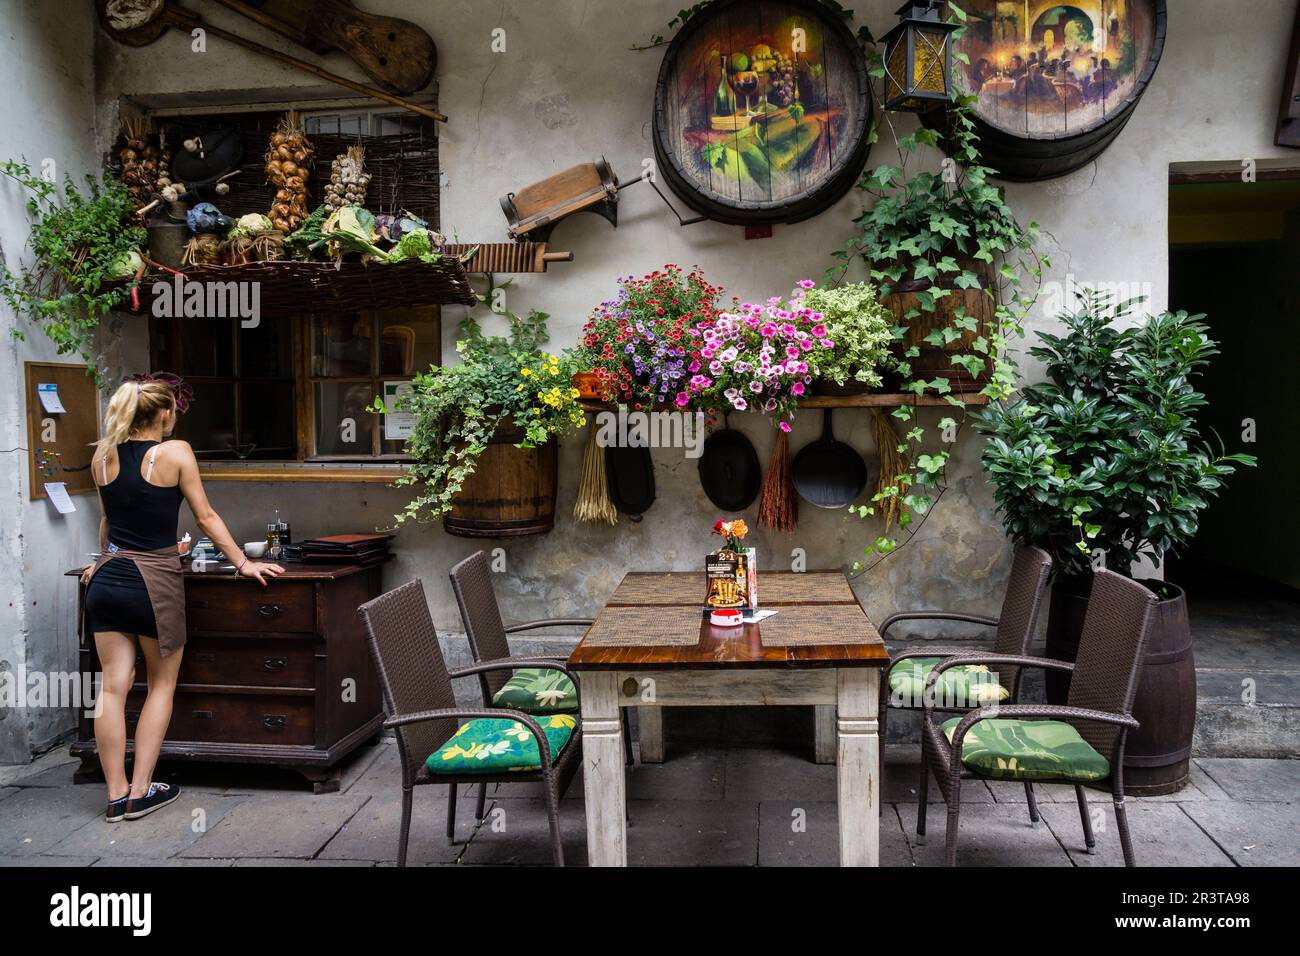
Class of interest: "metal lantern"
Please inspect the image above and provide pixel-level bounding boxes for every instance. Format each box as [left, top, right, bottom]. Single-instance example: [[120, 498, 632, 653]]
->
[[880, 1, 958, 111]]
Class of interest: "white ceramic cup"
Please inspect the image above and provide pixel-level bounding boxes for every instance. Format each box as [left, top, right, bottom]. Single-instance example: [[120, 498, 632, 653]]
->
[[243, 541, 267, 559]]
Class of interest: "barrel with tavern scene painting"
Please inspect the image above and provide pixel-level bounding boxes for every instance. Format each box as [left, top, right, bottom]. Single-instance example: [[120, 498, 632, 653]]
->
[[652, 0, 873, 225], [926, 0, 1167, 181]]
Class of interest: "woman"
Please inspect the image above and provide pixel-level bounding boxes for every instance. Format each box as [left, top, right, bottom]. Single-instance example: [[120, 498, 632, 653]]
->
[[82, 375, 283, 822]]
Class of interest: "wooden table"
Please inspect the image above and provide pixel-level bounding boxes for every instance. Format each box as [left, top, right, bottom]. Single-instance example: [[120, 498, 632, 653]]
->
[[605, 571, 859, 764], [568, 570, 887, 866]]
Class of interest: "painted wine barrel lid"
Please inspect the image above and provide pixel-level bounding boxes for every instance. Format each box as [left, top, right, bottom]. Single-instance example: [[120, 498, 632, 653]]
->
[[652, 0, 873, 225], [926, 0, 1167, 181]]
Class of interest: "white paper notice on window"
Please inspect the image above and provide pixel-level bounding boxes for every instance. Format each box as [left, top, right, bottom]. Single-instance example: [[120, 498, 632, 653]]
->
[[37, 383, 67, 413], [45, 481, 77, 514], [382, 381, 417, 441]]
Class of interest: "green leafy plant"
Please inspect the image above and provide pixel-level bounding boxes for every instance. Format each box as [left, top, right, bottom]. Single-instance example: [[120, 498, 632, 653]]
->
[[799, 281, 893, 388], [0, 160, 146, 380], [373, 281, 585, 526], [976, 291, 1255, 579], [834, 8, 1046, 571]]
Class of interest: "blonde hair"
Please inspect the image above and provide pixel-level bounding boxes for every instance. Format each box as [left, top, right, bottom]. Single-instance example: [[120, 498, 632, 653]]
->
[[97, 380, 176, 453]]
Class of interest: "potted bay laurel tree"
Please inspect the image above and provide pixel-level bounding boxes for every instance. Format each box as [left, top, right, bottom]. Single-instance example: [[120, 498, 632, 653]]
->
[[373, 292, 586, 536], [976, 290, 1255, 793]]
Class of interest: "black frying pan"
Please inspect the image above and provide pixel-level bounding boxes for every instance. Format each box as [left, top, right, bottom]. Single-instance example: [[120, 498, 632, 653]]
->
[[605, 444, 655, 521], [791, 409, 868, 509], [698, 414, 761, 512]]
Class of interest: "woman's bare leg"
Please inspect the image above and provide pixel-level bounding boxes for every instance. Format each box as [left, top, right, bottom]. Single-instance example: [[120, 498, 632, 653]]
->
[[129, 638, 184, 795], [93, 631, 137, 801]]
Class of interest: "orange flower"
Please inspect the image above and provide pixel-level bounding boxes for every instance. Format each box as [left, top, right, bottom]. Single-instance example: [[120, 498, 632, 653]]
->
[[729, 519, 748, 540]]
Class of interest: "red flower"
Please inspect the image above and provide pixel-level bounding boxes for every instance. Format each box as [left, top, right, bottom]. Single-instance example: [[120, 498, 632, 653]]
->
[[712, 519, 726, 533]]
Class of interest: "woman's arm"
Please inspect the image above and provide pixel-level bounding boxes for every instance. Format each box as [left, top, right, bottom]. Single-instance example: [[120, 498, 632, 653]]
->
[[175, 441, 284, 586]]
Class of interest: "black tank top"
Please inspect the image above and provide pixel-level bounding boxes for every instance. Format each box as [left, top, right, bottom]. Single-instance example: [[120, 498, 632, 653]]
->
[[99, 440, 184, 551]]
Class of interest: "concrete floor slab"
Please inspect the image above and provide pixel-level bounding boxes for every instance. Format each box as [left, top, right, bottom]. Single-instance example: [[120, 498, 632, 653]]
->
[[317, 786, 461, 864], [455, 796, 589, 866], [178, 793, 370, 860], [723, 747, 837, 802], [757, 801, 914, 867], [1181, 801, 1300, 866], [0, 785, 105, 857], [1194, 758, 1300, 802], [900, 801, 1074, 866], [1040, 801, 1235, 867], [44, 792, 248, 861]]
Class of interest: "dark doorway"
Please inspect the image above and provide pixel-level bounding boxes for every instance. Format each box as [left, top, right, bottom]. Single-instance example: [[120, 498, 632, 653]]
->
[[1165, 173, 1300, 601]]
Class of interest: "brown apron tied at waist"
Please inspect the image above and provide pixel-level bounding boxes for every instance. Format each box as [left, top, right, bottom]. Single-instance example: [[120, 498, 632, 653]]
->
[[87, 546, 187, 657]]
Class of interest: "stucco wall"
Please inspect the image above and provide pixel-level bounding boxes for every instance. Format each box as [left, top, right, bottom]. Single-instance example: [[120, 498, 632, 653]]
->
[[1, 0, 1291, 760], [0, 0, 103, 761]]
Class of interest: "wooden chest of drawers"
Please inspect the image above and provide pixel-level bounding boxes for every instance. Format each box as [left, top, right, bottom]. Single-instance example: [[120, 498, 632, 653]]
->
[[71, 563, 385, 793]]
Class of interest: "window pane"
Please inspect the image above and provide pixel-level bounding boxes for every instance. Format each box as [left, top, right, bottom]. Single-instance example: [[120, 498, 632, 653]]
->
[[179, 320, 235, 377], [239, 382, 296, 459], [378, 308, 439, 376], [314, 381, 375, 456], [239, 317, 294, 379], [176, 381, 237, 457], [311, 315, 373, 377]]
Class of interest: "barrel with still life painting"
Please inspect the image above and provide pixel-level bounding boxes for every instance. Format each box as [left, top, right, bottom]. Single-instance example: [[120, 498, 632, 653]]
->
[[652, 0, 873, 225], [928, 0, 1167, 181]]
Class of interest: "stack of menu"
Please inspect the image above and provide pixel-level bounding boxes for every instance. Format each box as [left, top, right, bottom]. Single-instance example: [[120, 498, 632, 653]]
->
[[297, 533, 394, 567]]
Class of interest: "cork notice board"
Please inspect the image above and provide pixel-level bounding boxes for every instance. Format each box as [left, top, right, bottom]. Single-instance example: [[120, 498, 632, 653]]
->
[[25, 361, 100, 500]]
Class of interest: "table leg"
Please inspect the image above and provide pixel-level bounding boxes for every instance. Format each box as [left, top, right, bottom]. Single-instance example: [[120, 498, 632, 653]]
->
[[837, 668, 881, 867], [637, 706, 664, 763], [579, 671, 627, 866], [814, 704, 836, 764]]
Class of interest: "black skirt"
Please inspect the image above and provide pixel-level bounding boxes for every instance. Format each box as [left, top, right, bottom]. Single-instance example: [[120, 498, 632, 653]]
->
[[85, 557, 159, 639]]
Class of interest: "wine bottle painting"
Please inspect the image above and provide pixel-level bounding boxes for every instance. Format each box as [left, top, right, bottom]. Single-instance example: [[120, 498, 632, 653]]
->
[[657, 2, 867, 207]]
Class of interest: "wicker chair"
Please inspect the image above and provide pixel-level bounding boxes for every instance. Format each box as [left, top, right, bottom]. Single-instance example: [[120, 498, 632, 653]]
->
[[449, 551, 633, 822], [880, 544, 1052, 815], [918, 569, 1157, 866], [357, 579, 582, 866]]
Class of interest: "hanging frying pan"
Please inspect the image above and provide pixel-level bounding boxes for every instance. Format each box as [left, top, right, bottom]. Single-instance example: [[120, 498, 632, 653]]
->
[[791, 409, 868, 509], [605, 444, 655, 521], [95, 0, 447, 123], [698, 414, 761, 512]]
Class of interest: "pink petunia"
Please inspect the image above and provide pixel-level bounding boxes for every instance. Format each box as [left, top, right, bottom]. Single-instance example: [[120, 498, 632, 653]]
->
[[797, 279, 815, 289], [791, 382, 805, 396], [779, 420, 792, 432], [675, 392, 690, 408]]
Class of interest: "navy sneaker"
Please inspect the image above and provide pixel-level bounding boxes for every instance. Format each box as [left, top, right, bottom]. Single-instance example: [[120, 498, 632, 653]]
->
[[105, 789, 131, 823], [124, 782, 180, 820]]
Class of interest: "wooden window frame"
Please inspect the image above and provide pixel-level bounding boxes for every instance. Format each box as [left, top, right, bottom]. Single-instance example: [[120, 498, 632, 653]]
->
[[149, 308, 440, 482]]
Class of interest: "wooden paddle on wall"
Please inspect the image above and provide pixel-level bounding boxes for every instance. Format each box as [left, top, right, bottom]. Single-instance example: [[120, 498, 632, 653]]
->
[[209, 0, 436, 95], [97, 0, 445, 122]]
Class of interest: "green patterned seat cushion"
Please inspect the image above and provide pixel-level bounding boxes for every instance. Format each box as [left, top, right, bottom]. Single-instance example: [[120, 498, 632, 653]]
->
[[889, 657, 1010, 708], [941, 717, 1110, 782], [491, 667, 579, 713], [427, 714, 577, 774]]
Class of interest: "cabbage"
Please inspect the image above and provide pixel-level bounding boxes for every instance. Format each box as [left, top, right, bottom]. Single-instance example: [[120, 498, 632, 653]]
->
[[387, 227, 441, 263], [319, 205, 386, 260]]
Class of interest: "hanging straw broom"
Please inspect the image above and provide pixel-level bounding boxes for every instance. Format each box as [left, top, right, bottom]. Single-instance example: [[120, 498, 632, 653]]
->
[[870, 408, 911, 533], [574, 419, 618, 525], [757, 429, 797, 532]]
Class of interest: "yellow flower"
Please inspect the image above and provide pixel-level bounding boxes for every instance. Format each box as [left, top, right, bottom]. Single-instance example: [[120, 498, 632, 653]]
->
[[521, 367, 532, 377]]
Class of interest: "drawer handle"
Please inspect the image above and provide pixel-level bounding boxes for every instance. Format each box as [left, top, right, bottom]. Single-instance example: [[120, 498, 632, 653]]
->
[[262, 656, 288, 672], [191, 710, 214, 720], [263, 715, 287, 730], [189, 599, 210, 609], [257, 604, 283, 618]]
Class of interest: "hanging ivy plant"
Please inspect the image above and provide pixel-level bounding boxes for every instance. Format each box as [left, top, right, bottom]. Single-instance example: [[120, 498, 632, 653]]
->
[[832, 7, 1047, 572], [0, 160, 145, 382]]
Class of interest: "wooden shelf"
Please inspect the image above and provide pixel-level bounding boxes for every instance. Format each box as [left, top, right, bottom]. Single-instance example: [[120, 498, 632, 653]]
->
[[198, 462, 407, 483], [580, 392, 989, 413]]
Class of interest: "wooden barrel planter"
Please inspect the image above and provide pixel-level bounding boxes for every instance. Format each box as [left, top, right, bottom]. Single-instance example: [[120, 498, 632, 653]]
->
[[443, 424, 558, 538], [651, 0, 873, 225], [1045, 576, 1197, 796], [923, 0, 1167, 181], [881, 260, 995, 388]]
